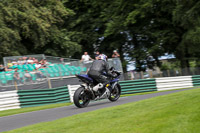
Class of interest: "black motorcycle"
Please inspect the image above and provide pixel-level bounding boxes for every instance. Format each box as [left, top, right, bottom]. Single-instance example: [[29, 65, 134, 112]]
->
[[73, 67, 121, 108]]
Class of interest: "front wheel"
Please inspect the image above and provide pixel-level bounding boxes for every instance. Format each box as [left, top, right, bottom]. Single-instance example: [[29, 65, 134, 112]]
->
[[73, 87, 90, 108], [108, 83, 121, 102]]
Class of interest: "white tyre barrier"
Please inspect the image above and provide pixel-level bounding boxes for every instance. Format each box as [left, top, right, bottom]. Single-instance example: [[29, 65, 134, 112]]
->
[[156, 76, 193, 91], [67, 85, 80, 102], [0, 91, 20, 111]]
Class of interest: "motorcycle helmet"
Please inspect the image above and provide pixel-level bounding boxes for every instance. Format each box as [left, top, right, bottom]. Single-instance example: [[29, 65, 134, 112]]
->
[[98, 54, 107, 61]]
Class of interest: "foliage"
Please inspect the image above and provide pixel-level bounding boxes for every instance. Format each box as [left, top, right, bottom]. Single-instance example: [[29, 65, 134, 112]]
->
[[0, 0, 81, 60], [63, 0, 107, 59], [1, 0, 200, 70], [64, 0, 200, 71], [160, 61, 180, 71]]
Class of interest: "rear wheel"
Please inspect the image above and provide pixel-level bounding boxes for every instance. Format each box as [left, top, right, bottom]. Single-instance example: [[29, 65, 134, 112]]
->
[[108, 84, 121, 102], [73, 87, 90, 108]]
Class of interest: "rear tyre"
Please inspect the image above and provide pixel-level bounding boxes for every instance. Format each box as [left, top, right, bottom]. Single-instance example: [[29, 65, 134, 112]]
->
[[108, 84, 121, 102], [73, 87, 90, 108]]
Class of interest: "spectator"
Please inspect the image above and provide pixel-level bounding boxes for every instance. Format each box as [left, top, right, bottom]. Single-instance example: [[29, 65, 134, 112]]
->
[[112, 50, 120, 58], [43, 59, 49, 67], [112, 50, 121, 71], [34, 59, 39, 64], [18, 58, 23, 65], [101, 53, 108, 61], [35, 62, 42, 69], [7, 60, 13, 68], [39, 59, 44, 65], [60, 58, 64, 64], [0, 64, 5, 72], [12, 59, 18, 64], [81, 52, 93, 62], [80, 52, 93, 72], [32, 58, 38, 64], [13, 68, 23, 84], [12, 60, 18, 68], [38, 59, 49, 68], [27, 57, 34, 64], [4, 66, 12, 71], [34, 68, 45, 79], [95, 51, 100, 60], [22, 56, 28, 64], [24, 70, 32, 82]]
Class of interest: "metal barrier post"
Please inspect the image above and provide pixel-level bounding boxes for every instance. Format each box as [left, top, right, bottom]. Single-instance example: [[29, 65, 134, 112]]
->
[[48, 78, 52, 89], [14, 81, 18, 90], [141, 71, 144, 79], [148, 70, 153, 78], [167, 70, 170, 77]]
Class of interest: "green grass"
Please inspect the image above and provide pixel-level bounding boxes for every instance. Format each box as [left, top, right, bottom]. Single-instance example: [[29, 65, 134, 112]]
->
[[0, 90, 169, 118], [121, 87, 193, 97], [4, 88, 200, 133], [0, 87, 193, 118], [0, 88, 186, 118], [0, 102, 72, 117]]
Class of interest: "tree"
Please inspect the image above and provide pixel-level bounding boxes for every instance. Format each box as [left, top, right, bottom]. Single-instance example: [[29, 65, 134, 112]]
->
[[0, 0, 81, 61], [63, 0, 108, 59], [63, 0, 200, 71], [101, 0, 199, 70], [173, 0, 200, 68]]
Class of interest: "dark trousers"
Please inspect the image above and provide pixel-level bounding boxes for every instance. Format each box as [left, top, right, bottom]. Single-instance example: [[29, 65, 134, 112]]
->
[[88, 71, 109, 86]]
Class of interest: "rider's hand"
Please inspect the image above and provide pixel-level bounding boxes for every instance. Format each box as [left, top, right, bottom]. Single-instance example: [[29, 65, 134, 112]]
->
[[112, 73, 118, 78]]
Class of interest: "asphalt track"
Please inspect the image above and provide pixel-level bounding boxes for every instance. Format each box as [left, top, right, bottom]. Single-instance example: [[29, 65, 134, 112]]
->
[[0, 87, 196, 132]]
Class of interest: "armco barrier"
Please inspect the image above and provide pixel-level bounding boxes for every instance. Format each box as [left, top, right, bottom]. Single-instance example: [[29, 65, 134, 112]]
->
[[18, 86, 70, 108], [1, 75, 199, 111], [119, 79, 157, 95], [0, 90, 20, 111], [192, 75, 200, 86], [156, 76, 193, 91]]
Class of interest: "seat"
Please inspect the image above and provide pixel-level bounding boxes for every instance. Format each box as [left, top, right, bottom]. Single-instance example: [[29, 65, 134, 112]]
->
[[30, 73, 37, 81], [17, 65, 23, 69], [67, 66, 76, 75], [47, 68, 54, 77], [71, 66, 81, 74], [0, 72, 6, 79], [22, 65, 29, 70], [57, 64, 70, 76], [0, 72, 7, 84], [1, 79, 7, 84], [51, 67, 60, 77], [82, 67, 87, 72], [5, 73, 13, 81], [27, 64, 35, 71], [39, 68, 47, 76]]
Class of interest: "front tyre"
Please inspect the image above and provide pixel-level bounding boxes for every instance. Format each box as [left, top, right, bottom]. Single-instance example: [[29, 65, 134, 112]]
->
[[73, 87, 90, 108], [108, 83, 121, 102]]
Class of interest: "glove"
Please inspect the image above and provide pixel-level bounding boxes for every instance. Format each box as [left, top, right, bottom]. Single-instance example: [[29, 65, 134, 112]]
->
[[112, 73, 118, 78]]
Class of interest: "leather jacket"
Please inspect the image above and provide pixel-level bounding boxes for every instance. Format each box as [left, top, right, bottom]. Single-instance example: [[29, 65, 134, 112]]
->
[[88, 60, 112, 76]]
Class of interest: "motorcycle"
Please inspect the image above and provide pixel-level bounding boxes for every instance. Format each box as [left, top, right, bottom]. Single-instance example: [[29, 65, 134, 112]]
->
[[73, 67, 121, 108]]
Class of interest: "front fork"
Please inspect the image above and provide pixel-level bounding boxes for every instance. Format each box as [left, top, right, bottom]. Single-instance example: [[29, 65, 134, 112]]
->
[[111, 82, 121, 94], [111, 82, 118, 90]]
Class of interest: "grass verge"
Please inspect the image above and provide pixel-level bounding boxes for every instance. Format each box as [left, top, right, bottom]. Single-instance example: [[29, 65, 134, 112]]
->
[[4, 88, 200, 133], [0, 102, 72, 117], [121, 87, 193, 97], [0, 87, 193, 118]]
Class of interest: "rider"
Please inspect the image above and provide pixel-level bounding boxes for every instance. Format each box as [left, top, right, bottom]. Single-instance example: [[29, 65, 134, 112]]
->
[[88, 54, 113, 94]]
